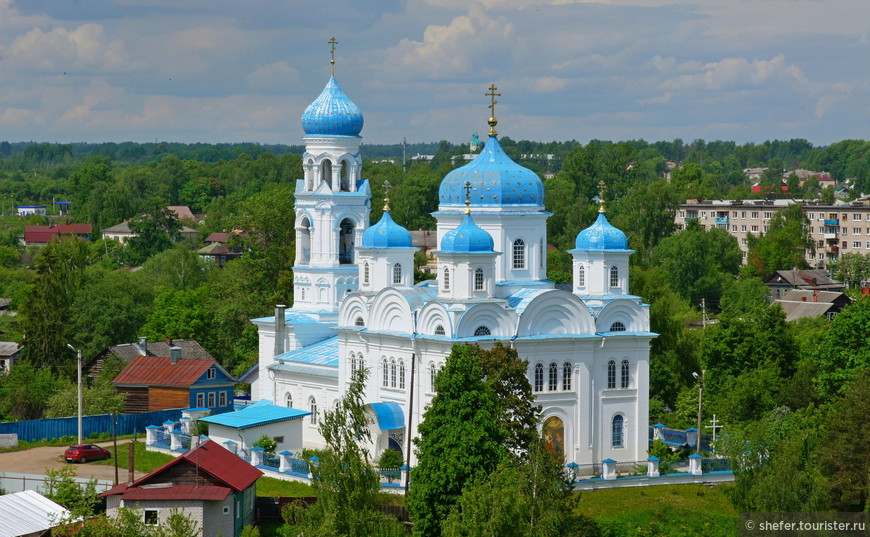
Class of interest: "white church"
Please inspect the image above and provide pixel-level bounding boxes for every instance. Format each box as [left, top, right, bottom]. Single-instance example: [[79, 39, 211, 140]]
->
[[246, 63, 654, 466]]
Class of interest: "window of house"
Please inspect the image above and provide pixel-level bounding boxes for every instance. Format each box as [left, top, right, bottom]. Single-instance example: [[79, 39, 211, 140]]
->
[[809, 213, 815, 220], [855, 214, 862, 221], [273, 436, 284, 444], [534, 363, 544, 392], [562, 362, 572, 391], [548, 362, 558, 391], [609, 266, 619, 288], [363, 263, 370, 285], [309, 396, 317, 425], [741, 211, 746, 218], [577, 265, 585, 288], [223, 506, 230, 515], [701, 211, 706, 218], [539, 239, 544, 269], [751, 225, 759, 232], [731, 225, 737, 232], [679, 211, 685, 218], [393, 263, 402, 285], [512, 239, 526, 269], [732, 211, 737, 217], [219, 391, 227, 407], [843, 228, 848, 235], [854, 228, 861, 235], [742, 238, 748, 245], [196, 393, 204, 407], [842, 241, 848, 249], [474, 326, 491, 336], [434, 325, 445, 336], [607, 360, 616, 389], [764, 225, 770, 232], [207, 392, 216, 408], [751, 212, 759, 219], [207, 367, 216, 380], [355, 317, 365, 327], [612, 415, 624, 448], [741, 225, 747, 232], [621, 360, 630, 388], [144, 510, 159, 525], [764, 211, 772, 219], [610, 321, 626, 332], [866, 242, 870, 249], [474, 268, 484, 291], [853, 241, 861, 248]]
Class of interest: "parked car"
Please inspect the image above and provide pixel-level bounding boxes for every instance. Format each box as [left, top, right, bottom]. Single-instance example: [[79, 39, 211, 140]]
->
[[64, 444, 111, 463]]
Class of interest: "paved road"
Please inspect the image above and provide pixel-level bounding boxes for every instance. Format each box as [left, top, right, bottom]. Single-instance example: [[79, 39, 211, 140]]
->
[[0, 439, 134, 483]]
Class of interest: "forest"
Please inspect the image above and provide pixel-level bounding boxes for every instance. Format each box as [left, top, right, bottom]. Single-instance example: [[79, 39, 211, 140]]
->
[[0, 136, 867, 517]]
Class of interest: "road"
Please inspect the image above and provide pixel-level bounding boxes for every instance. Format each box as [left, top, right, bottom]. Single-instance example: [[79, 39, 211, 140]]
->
[[0, 439, 134, 483]]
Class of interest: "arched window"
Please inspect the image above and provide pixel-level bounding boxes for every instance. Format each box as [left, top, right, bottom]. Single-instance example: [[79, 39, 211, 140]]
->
[[563, 362, 572, 391], [309, 396, 318, 425], [621, 360, 630, 388], [285, 393, 293, 408], [363, 263, 370, 285], [434, 325, 445, 336], [429, 363, 437, 392], [393, 263, 402, 285], [539, 239, 544, 268], [321, 159, 332, 186], [612, 415, 624, 448], [298, 217, 311, 264], [399, 361, 406, 389], [339, 219, 355, 265], [534, 363, 544, 393], [339, 160, 350, 191], [474, 326, 491, 336], [548, 362, 558, 391], [610, 321, 626, 332], [610, 266, 619, 288], [355, 317, 365, 327], [512, 239, 526, 269], [357, 354, 365, 373], [442, 266, 450, 291], [390, 359, 397, 388], [350, 353, 357, 375], [577, 265, 585, 288], [382, 358, 389, 387], [607, 360, 616, 389], [474, 268, 484, 291]]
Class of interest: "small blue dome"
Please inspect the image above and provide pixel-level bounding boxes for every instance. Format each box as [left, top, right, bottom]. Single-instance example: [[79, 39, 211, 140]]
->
[[440, 214, 495, 253], [361, 211, 412, 248], [438, 136, 544, 207], [301, 77, 364, 137], [575, 213, 629, 250]]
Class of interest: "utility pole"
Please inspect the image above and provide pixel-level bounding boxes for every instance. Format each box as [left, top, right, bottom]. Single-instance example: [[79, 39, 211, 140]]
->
[[402, 137, 407, 172], [701, 298, 707, 328], [66, 344, 83, 444], [694, 370, 705, 455]]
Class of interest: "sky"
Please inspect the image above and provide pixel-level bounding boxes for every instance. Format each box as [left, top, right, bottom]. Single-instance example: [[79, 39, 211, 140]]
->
[[0, 0, 867, 147]]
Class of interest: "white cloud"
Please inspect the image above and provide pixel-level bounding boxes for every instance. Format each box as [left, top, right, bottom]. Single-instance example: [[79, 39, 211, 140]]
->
[[7, 23, 128, 72], [246, 61, 300, 92], [660, 55, 806, 92], [638, 92, 673, 105]]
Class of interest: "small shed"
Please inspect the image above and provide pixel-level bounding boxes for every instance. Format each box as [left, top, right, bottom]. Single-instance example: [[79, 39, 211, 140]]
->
[[0, 489, 72, 537], [199, 400, 310, 456]]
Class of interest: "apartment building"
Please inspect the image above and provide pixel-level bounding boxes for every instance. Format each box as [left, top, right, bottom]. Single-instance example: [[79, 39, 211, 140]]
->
[[676, 198, 870, 268]]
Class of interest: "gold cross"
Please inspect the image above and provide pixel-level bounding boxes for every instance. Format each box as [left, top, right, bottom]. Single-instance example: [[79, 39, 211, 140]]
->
[[463, 181, 473, 214], [383, 180, 392, 211], [329, 37, 338, 76], [598, 180, 607, 213], [485, 84, 501, 137]]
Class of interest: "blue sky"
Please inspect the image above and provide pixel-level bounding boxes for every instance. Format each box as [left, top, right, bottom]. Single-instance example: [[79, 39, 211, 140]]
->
[[0, 0, 867, 146]]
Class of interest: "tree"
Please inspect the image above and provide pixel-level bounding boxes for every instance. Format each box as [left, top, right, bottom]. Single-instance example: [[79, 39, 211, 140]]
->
[[830, 252, 870, 289], [744, 204, 814, 278], [139, 245, 211, 291], [123, 198, 182, 265], [44, 377, 126, 418], [409, 344, 507, 537], [814, 297, 870, 399], [140, 287, 212, 345], [613, 179, 678, 260], [0, 362, 59, 420], [43, 466, 101, 519]]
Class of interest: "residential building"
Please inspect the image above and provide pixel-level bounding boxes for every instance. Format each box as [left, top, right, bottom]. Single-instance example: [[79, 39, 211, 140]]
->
[[199, 399, 310, 456], [0, 342, 20, 374], [765, 269, 844, 299], [22, 223, 92, 246], [0, 490, 72, 536], [101, 220, 197, 244], [773, 289, 852, 322], [85, 337, 215, 380]]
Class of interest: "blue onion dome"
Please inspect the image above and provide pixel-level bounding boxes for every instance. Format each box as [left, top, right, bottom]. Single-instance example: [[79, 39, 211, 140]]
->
[[575, 213, 629, 250], [440, 214, 495, 253], [438, 136, 544, 207], [361, 211, 412, 248], [301, 77, 364, 137]]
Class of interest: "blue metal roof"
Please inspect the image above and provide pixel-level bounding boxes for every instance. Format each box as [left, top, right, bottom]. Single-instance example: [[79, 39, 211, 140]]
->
[[438, 213, 495, 254], [439, 136, 544, 207], [275, 337, 339, 366], [301, 76, 364, 137], [369, 402, 404, 430], [199, 401, 310, 429], [505, 288, 549, 314], [251, 310, 321, 325], [574, 213, 629, 250], [360, 211, 412, 248]]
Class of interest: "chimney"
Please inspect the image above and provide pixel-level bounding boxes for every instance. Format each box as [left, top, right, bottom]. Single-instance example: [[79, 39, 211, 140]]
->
[[813, 291, 818, 302], [165, 337, 173, 346], [274, 304, 286, 358], [170, 346, 182, 364], [801, 297, 807, 302], [137, 337, 147, 356]]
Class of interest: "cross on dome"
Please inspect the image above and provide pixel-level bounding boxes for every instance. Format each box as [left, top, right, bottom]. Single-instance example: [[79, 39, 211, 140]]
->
[[329, 37, 338, 77], [598, 180, 608, 214], [463, 181, 472, 214], [485, 84, 501, 137], [383, 180, 392, 211]]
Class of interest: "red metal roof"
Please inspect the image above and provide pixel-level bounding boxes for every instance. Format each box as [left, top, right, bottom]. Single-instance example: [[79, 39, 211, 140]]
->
[[122, 484, 230, 501], [205, 232, 230, 243], [23, 224, 92, 244], [112, 355, 217, 387]]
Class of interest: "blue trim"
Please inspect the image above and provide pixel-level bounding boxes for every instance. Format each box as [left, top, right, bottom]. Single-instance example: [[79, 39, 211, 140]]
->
[[369, 402, 404, 430]]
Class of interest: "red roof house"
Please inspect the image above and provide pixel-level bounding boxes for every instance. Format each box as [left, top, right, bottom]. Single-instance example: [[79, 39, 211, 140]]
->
[[23, 223, 92, 245], [102, 439, 261, 536]]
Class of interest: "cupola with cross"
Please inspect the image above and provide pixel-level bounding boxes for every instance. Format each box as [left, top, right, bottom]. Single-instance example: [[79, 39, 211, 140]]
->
[[356, 185, 416, 292]]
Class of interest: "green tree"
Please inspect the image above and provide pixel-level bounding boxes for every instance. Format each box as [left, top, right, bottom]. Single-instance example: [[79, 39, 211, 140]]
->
[[814, 297, 870, 399], [140, 287, 212, 344], [744, 204, 814, 278], [613, 179, 678, 260], [830, 252, 870, 289], [139, 245, 211, 291], [0, 362, 59, 420], [123, 199, 182, 265], [409, 344, 507, 537], [43, 466, 101, 519], [253, 434, 277, 453], [44, 377, 127, 418]]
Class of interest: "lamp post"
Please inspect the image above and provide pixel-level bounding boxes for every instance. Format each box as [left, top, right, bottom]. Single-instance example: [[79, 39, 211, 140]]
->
[[67, 344, 83, 445], [692, 370, 705, 455]]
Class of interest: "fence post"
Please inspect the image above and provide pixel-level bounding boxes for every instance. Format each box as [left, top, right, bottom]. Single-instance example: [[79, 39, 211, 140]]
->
[[566, 462, 579, 482], [647, 456, 660, 477], [685, 428, 698, 450], [689, 453, 702, 475], [223, 440, 237, 455], [163, 420, 175, 436], [250, 446, 264, 466], [400, 465, 409, 485], [652, 423, 665, 442], [170, 431, 182, 451], [179, 417, 191, 434], [279, 451, 292, 473], [145, 425, 160, 446], [308, 456, 319, 480], [601, 458, 617, 480]]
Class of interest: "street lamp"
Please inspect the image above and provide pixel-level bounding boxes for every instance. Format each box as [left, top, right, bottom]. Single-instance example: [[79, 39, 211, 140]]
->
[[692, 370, 705, 455], [67, 344, 83, 445]]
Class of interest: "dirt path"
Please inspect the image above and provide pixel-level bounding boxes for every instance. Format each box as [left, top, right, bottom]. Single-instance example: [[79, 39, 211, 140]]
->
[[0, 439, 134, 483]]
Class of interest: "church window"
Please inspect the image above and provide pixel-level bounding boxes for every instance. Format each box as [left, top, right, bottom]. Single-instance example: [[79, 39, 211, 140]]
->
[[363, 263, 370, 285], [610, 321, 626, 332], [621, 360, 630, 388], [285, 393, 293, 408], [548, 362, 558, 391], [429, 363, 437, 392], [607, 360, 616, 389], [321, 159, 332, 187], [563, 362, 572, 391], [474, 268, 484, 291], [390, 359, 397, 388], [443, 267, 450, 291], [393, 263, 402, 285], [309, 396, 318, 425], [539, 239, 544, 269], [577, 265, 585, 288], [399, 361, 406, 389], [534, 363, 544, 392], [434, 325, 445, 336], [339, 160, 350, 191], [382, 358, 389, 387], [357, 354, 365, 373], [298, 217, 311, 264], [355, 317, 365, 327], [474, 326, 491, 336], [339, 219, 355, 265], [609, 266, 619, 288], [300, 288, 306, 300], [612, 415, 624, 448], [350, 353, 357, 375], [512, 239, 526, 269]]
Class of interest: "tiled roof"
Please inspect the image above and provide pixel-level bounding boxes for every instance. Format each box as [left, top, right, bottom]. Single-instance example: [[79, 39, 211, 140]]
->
[[198, 242, 232, 255], [167, 206, 195, 220], [199, 400, 310, 429], [205, 232, 230, 243], [118, 484, 230, 501], [112, 355, 228, 387], [23, 223, 93, 244], [0, 342, 20, 357], [274, 337, 339, 366], [109, 339, 214, 362]]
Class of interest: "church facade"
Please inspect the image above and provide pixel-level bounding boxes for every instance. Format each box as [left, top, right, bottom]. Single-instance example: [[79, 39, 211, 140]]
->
[[248, 69, 654, 466]]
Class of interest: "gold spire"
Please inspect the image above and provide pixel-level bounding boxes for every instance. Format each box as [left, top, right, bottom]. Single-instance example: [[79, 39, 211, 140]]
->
[[329, 37, 338, 77], [383, 179, 392, 211], [485, 84, 501, 137], [463, 181, 473, 214], [597, 180, 608, 214]]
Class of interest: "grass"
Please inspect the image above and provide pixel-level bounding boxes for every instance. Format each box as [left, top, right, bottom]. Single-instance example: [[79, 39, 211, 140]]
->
[[91, 440, 174, 473], [256, 476, 315, 497]]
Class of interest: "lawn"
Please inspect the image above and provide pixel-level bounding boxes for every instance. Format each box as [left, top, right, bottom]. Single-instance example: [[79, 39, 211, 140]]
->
[[91, 440, 175, 474]]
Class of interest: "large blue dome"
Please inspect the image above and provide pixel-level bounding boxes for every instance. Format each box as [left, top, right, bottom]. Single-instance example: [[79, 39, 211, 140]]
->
[[438, 136, 544, 207], [575, 213, 629, 250], [440, 214, 495, 253], [361, 211, 412, 248], [301, 77, 364, 137]]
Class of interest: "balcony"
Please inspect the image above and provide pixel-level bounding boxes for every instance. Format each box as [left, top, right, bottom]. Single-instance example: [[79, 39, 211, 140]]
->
[[827, 245, 840, 254], [824, 233, 838, 240], [824, 219, 839, 226], [714, 217, 729, 225]]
